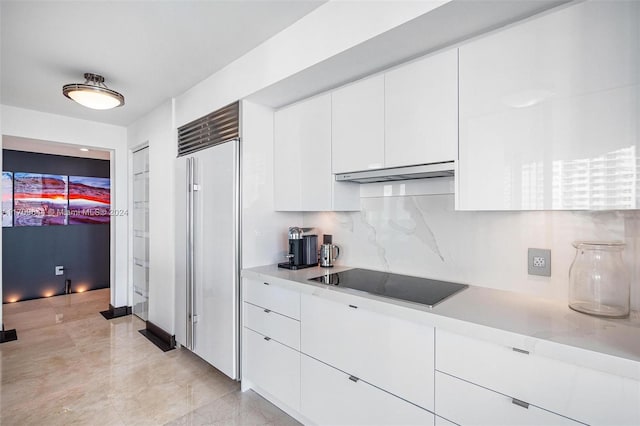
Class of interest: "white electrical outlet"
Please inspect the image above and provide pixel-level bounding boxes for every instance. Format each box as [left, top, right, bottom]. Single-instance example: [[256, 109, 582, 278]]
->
[[528, 248, 551, 277], [55, 266, 64, 276]]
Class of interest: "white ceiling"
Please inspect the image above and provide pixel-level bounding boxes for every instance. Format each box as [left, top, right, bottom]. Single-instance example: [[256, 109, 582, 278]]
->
[[0, 0, 324, 127], [3, 136, 111, 160]]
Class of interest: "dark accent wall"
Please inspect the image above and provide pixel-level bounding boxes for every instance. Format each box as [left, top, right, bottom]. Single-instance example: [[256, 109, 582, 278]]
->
[[2, 150, 110, 303]]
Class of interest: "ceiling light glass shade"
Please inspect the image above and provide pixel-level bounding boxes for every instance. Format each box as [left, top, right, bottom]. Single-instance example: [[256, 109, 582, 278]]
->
[[63, 73, 124, 110]]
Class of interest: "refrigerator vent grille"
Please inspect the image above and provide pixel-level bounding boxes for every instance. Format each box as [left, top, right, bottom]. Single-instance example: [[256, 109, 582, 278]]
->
[[178, 101, 239, 156]]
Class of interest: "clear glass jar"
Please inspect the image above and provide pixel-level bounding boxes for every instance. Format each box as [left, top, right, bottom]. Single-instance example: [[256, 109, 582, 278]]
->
[[568, 241, 629, 318]]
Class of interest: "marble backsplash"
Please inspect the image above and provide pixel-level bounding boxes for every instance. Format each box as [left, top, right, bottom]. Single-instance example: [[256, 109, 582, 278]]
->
[[303, 194, 640, 311]]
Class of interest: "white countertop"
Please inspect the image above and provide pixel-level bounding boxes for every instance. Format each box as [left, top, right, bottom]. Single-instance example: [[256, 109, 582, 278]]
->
[[242, 264, 640, 381]]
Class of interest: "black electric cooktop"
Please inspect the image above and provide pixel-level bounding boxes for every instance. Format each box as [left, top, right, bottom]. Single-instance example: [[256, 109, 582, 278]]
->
[[308, 268, 467, 307]]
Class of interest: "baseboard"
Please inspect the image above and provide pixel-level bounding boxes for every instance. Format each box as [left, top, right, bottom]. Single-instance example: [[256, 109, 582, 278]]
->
[[100, 304, 132, 320], [138, 320, 175, 352], [0, 323, 18, 344]]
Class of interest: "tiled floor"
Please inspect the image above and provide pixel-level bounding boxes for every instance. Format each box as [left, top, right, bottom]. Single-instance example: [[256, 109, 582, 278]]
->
[[1, 289, 300, 426]]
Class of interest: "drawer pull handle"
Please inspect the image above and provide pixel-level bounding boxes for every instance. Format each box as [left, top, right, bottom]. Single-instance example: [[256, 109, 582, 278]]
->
[[512, 347, 529, 355], [263, 282, 270, 286], [264, 309, 271, 313], [348, 375, 359, 383], [264, 336, 271, 341], [348, 304, 358, 309], [512, 398, 529, 409]]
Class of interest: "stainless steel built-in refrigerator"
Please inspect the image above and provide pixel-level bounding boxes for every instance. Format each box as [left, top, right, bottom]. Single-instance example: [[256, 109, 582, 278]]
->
[[175, 137, 239, 380]]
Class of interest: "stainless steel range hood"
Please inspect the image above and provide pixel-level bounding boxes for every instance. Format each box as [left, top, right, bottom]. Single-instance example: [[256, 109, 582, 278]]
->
[[335, 161, 455, 184]]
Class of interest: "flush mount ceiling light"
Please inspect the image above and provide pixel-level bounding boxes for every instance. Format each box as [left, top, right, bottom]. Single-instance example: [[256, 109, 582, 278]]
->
[[62, 73, 125, 110]]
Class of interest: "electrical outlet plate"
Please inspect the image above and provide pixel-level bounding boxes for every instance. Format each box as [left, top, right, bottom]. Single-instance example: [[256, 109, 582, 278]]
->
[[528, 248, 551, 277], [55, 266, 64, 276]]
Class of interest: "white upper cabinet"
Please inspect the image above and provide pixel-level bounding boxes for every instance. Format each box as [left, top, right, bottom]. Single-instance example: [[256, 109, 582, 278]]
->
[[332, 75, 385, 173], [385, 48, 458, 168], [458, 1, 640, 210], [274, 99, 305, 211], [274, 94, 359, 211]]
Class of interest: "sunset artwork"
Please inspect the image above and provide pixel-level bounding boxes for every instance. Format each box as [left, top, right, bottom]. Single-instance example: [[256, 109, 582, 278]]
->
[[2, 171, 13, 227], [68, 176, 111, 225], [14, 172, 68, 226]]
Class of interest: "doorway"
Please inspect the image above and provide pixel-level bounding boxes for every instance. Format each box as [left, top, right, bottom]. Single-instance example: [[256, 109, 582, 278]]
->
[[2, 137, 112, 305]]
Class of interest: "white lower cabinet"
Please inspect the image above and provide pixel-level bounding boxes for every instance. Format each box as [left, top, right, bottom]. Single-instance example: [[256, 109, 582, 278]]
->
[[244, 328, 300, 411], [436, 329, 640, 425], [435, 372, 579, 426], [301, 294, 435, 411], [242, 279, 639, 426], [301, 354, 434, 426]]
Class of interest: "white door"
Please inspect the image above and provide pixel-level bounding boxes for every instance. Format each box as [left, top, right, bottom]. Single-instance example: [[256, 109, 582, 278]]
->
[[192, 140, 239, 379], [132, 146, 149, 320]]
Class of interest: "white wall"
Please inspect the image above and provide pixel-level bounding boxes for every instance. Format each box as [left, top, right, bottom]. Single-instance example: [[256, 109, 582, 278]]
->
[[126, 100, 176, 333], [241, 101, 301, 268], [175, 0, 448, 127], [303, 190, 640, 311], [1, 105, 129, 308]]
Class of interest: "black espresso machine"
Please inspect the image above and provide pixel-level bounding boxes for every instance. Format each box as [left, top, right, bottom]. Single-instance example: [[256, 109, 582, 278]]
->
[[278, 227, 318, 270]]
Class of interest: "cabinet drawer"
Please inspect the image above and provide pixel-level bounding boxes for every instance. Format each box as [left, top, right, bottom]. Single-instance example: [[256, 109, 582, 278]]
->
[[243, 278, 300, 319], [244, 328, 300, 411], [435, 372, 579, 426], [301, 294, 434, 411], [301, 354, 434, 426], [244, 302, 300, 350], [436, 330, 640, 425]]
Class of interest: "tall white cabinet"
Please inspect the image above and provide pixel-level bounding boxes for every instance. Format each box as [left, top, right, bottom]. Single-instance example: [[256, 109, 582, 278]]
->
[[274, 93, 360, 211], [457, 0, 640, 210]]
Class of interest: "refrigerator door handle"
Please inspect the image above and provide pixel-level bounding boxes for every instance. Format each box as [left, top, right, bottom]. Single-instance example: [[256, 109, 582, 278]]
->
[[186, 156, 194, 350], [190, 156, 197, 351]]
